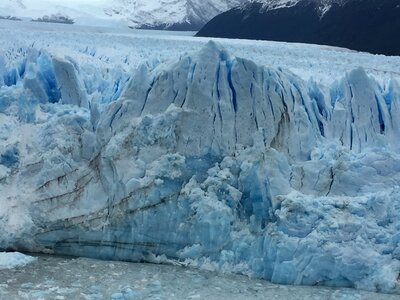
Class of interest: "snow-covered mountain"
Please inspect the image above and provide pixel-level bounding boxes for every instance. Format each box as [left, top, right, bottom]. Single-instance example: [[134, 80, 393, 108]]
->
[[0, 0, 245, 29], [109, 0, 245, 30], [252, 0, 348, 14], [198, 0, 400, 56]]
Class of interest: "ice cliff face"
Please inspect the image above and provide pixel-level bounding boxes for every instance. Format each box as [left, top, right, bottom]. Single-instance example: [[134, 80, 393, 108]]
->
[[1, 42, 400, 294]]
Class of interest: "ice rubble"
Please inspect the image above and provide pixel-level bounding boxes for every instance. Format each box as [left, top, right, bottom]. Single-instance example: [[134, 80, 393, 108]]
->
[[1, 255, 398, 300], [0, 41, 400, 294]]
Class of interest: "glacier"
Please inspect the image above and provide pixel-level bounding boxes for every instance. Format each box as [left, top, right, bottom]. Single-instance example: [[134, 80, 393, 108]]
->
[[1, 27, 400, 294]]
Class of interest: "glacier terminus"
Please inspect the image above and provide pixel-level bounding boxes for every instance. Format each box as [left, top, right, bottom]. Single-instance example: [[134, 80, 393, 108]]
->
[[0, 20, 400, 296]]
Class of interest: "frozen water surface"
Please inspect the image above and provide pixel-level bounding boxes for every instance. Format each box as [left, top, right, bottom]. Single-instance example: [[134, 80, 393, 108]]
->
[[0, 254, 398, 300]]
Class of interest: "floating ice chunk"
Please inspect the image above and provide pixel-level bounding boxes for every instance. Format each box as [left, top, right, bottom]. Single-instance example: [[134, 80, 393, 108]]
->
[[0, 252, 36, 269]]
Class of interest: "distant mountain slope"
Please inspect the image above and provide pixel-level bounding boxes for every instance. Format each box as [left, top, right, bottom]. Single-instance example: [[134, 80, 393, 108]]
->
[[197, 0, 400, 56], [245, 0, 346, 13], [111, 0, 244, 30], [0, 0, 245, 30]]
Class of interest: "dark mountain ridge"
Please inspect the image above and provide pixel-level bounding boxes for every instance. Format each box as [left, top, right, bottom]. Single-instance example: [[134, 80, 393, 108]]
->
[[197, 0, 400, 56]]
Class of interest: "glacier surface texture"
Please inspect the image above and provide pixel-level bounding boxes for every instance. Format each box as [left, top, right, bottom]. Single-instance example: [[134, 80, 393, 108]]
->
[[1, 25, 400, 294]]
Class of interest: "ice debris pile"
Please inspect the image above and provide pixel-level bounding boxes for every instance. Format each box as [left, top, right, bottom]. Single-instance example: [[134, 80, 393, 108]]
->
[[0, 41, 400, 294]]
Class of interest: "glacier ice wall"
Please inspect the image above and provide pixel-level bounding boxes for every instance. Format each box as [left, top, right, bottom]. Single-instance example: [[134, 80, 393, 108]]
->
[[0, 41, 400, 294]]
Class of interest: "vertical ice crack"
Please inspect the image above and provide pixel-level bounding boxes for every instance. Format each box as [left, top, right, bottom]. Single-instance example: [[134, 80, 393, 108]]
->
[[140, 78, 155, 115], [250, 81, 259, 131], [226, 61, 238, 145], [215, 62, 224, 150], [227, 63, 237, 113], [375, 95, 386, 134], [109, 103, 123, 130], [216, 62, 221, 100], [326, 167, 335, 196]]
